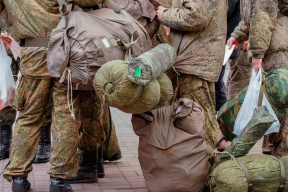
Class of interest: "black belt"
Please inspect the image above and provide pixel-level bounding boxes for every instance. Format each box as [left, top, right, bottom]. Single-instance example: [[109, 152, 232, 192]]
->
[[20, 38, 49, 48]]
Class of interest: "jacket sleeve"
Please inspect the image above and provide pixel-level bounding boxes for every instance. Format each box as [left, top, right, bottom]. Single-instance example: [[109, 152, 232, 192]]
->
[[231, 20, 250, 44], [248, 0, 278, 58], [66, 0, 102, 7], [160, 0, 216, 32]]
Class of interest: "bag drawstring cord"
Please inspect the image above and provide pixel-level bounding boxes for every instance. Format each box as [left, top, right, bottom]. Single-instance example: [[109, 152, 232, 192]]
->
[[60, 68, 75, 120]]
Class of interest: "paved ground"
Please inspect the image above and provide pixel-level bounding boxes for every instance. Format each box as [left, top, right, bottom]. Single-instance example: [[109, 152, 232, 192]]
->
[[0, 66, 263, 192]]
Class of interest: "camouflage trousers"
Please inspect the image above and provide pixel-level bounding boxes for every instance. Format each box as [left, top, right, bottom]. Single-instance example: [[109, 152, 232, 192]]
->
[[48, 80, 119, 179], [3, 77, 119, 181], [168, 72, 218, 147]]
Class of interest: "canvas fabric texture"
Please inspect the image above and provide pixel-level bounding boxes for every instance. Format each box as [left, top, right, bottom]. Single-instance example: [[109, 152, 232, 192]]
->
[[160, 0, 227, 82], [168, 71, 218, 147], [132, 98, 212, 192], [47, 1, 152, 90]]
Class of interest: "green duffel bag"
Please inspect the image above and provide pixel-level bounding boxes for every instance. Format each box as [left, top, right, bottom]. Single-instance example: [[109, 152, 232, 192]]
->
[[218, 68, 288, 141], [209, 155, 288, 192]]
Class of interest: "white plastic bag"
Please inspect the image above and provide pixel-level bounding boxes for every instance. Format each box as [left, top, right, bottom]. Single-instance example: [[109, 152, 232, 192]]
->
[[0, 37, 15, 110], [234, 69, 280, 135]]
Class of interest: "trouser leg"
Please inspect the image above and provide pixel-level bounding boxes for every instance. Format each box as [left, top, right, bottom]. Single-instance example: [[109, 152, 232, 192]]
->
[[78, 90, 119, 160], [175, 74, 218, 147], [48, 81, 81, 179], [227, 50, 252, 99], [270, 110, 288, 158], [3, 76, 51, 182]]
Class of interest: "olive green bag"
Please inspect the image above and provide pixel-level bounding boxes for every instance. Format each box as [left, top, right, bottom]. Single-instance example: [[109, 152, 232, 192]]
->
[[209, 106, 286, 192]]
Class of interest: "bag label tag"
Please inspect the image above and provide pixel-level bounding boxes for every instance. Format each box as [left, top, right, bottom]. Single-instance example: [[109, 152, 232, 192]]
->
[[135, 68, 141, 77]]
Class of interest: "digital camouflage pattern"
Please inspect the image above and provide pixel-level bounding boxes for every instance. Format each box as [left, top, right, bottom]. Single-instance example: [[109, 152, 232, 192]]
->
[[127, 43, 176, 85], [160, 0, 227, 82], [3, 77, 52, 182], [231, 0, 279, 60], [210, 155, 288, 192], [48, 80, 119, 179], [0, 0, 62, 78], [168, 71, 218, 147], [211, 106, 275, 173]]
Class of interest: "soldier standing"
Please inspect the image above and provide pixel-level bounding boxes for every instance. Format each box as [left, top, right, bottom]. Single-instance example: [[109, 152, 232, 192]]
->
[[228, 0, 288, 157], [156, 0, 227, 147]]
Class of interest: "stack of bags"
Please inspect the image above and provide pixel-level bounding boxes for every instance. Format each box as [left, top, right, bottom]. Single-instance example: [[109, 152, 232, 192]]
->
[[93, 44, 176, 114]]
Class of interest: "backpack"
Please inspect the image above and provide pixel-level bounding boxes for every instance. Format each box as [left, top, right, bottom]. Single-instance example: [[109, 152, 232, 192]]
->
[[47, 0, 152, 90]]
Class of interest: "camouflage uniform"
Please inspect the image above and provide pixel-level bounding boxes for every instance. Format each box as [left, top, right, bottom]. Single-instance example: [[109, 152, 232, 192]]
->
[[231, 0, 288, 157], [1, 0, 119, 181], [160, 0, 227, 146]]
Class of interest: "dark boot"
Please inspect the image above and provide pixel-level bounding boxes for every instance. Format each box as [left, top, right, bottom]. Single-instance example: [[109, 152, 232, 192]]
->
[[103, 149, 122, 162], [49, 177, 71, 192], [12, 176, 31, 192], [97, 145, 105, 178], [34, 125, 51, 164], [0, 125, 12, 160], [66, 149, 98, 184]]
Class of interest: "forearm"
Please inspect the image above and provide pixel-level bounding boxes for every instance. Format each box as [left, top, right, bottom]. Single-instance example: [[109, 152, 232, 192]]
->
[[231, 20, 249, 44], [161, 0, 215, 32]]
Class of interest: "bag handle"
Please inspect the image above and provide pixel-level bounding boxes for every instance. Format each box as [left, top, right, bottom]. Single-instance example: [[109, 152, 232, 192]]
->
[[102, 0, 122, 13], [233, 158, 253, 192], [278, 159, 286, 192]]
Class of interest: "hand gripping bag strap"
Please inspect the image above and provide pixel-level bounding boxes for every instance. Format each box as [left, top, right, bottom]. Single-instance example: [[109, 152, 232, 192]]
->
[[234, 158, 253, 192], [278, 159, 286, 192]]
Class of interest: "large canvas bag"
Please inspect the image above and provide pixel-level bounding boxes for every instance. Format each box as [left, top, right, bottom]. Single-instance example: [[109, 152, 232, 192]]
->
[[47, 0, 152, 90], [132, 98, 212, 192]]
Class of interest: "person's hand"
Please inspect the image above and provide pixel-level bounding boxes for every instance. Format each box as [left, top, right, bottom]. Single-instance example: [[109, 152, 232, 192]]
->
[[164, 25, 170, 37], [157, 6, 166, 21], [243, 40, 248, 51], [227, 37, 240, 49], [1, 33, 12, 48], [252, 58, 262, 71]]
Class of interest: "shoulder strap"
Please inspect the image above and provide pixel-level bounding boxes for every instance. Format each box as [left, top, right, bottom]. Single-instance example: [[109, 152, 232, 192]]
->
[[102, 0, 121, 13], [234, 158, 253, 192], [278, 159, 286, 192]]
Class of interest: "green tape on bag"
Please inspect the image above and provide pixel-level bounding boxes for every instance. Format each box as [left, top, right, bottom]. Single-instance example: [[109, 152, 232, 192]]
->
[[135, 68, 141, 78]]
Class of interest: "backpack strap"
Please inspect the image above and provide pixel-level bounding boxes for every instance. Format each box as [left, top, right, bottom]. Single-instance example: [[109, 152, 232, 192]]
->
[[234, 158, 253, 192], [278, 159, 286, 192], [102, 0, 122, 13]]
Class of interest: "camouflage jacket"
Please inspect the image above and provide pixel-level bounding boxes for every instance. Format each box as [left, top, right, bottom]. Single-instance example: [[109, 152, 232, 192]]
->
[[0, 0, 157, 78], [160, 0, 228, 82], [231, 0, 278, 59]]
